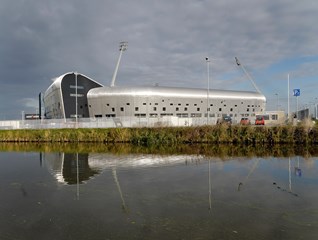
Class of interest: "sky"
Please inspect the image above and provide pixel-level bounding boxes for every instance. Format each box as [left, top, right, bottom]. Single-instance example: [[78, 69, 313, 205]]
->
[[1, 0, 318, 119]]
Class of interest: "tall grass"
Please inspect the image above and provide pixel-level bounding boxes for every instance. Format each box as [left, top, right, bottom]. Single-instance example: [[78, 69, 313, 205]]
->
[[1, 142, 318, 158], [0, 124, 317, 145]]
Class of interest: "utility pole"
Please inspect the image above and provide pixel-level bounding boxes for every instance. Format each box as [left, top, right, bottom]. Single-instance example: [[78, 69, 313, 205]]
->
[[206, 57, 210, 124]]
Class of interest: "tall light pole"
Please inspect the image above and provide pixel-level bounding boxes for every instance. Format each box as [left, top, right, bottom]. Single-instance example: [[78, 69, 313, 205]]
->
[[275, 93, 279, 111], [287, 74, 290, 121], [206, 57, 210, 125], [314, 98, 318, 120], [75, 72, 78, 127], [111, 41, 128, 87]]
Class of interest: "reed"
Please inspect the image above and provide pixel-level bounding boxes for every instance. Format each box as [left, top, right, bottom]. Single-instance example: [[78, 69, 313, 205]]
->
[[0, 124, 317, 145]]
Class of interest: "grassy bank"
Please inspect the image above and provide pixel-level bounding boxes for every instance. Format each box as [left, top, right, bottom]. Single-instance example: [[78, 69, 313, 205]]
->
[[1, 142, 318, 158], [0, 124, 318, 145]]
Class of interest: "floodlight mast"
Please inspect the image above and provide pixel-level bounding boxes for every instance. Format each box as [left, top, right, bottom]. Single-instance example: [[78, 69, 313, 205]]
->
[[110, 41, 128, 87], [235, 57, 262, 94]]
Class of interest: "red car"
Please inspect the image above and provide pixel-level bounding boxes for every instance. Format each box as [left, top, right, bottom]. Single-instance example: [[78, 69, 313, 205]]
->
[[240, 117, 251, 125], [255, 116, 265, 125]]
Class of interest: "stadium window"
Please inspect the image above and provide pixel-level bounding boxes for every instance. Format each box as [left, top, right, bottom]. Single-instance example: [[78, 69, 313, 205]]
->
[[120, 107, 124, 112], [163, 107, 166, 111], [135, 107, 139, 111], [135, 113, 146, 117], [153, 107, 157, 111], [112, 108, 115, 112], [176, 107, 179, 111], [126, 103, 130, 105], [184, 107, 188, 111], [197, 108, 200, 111], [143, 103, 146, 105], [219, 108, 222, 112]]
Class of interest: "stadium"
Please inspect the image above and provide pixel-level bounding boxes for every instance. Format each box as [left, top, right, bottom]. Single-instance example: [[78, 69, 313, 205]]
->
[[43, 42, 266, 126], [43, 72, 266, 125]]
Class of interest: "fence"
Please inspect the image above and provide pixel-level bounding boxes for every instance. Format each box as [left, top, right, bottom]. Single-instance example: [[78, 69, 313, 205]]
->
[[0, 116, 240, 130]]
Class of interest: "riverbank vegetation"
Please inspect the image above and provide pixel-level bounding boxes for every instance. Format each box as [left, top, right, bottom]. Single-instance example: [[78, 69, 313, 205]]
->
[[0, 124, 317, 145], [1, 142, 318, 159]]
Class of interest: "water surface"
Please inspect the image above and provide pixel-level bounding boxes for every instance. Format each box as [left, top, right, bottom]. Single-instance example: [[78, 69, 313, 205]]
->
[[0, 146, 317, 240]]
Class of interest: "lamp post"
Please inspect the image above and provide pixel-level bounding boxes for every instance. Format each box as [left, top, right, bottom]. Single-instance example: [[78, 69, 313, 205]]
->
[[75, 72, 78, 128], [275, 93, 279, 111], [314, 98, 318, 120], [287, 74, 290, 121], [206, 57, 210, 125]]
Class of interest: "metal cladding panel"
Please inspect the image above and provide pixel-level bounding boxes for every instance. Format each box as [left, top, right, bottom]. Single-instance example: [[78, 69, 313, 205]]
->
[[87, 86, 266, 118], [43, 72, 103, 119], [88, 86, 265, 100], [61, 73, 103, 118]]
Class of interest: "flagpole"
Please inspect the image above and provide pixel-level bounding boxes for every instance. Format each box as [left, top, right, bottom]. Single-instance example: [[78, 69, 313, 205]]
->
[[287, 74, 290, 121]]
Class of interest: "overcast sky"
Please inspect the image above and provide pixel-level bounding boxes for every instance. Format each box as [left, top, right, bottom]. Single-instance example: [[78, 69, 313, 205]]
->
[[1, 0, 318, 119]]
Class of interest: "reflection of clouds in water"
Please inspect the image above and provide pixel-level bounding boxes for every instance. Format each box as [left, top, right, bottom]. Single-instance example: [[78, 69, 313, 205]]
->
[[88, 153, 205, 170]]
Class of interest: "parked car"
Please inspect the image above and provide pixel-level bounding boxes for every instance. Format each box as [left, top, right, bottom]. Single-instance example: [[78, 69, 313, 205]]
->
[[240, 117, 251, 125], [255, 116, 265, 125], [217, 116, 232, 125]]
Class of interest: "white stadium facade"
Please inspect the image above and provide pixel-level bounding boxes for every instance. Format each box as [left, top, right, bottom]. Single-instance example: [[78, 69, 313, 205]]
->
[[43, 72, 266, 124]]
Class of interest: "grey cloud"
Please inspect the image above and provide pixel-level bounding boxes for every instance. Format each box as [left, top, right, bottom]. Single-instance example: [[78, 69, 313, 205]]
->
[[0, 0, 317, 118]]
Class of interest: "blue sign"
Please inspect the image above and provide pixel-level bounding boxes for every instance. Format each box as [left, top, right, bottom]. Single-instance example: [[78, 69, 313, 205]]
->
[[293, 89, 300, 96]]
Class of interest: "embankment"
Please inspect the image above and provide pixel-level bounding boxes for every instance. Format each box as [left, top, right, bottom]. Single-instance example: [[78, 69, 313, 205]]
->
[[0, 124, 317, 145]]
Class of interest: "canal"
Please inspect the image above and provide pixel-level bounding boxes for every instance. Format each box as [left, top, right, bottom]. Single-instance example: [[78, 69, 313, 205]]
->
[[0, 144, 317, 239]]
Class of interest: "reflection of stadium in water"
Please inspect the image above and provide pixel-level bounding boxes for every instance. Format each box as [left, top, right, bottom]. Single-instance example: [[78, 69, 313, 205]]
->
[[43, 152, 204, 184]]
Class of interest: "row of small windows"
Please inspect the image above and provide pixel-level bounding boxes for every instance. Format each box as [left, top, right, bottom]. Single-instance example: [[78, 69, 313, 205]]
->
[[94, 113, 257, 118], [104, 106, 257, 113], [105, 102, 261, 108]]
